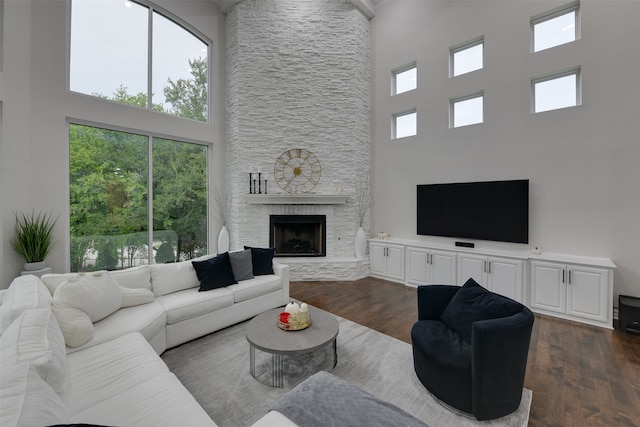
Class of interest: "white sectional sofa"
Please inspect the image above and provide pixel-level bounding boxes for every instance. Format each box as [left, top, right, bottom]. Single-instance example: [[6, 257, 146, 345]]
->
[[0, 253, 290, 427]]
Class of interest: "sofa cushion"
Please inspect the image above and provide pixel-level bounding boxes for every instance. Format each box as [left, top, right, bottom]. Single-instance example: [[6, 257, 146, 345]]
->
[[109, 265, 152, 290], [192, 252, 237, 291], [0, 308, 68, 396], [226, 274, 283, 303], [150, 260, 200, 297], [65, 302, 166, 354], [65, 333, 169, 414], [440, 278, 523, 342], [69, 372, 216, 427], [120, 287, 155, 307], [244, 246, 275, 276], [229, 249, 254, 281], [0, 275, 52, 334], [0, 363, 70, 427], [155, 287, 234, 325]]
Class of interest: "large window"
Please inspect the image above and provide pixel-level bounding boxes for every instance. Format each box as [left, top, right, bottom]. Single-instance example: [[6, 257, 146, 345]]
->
[[70, 0, 209, 121], [69, 123, 208, 272]]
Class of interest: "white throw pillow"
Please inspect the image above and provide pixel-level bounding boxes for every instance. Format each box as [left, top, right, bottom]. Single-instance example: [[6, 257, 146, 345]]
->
[[55, 272, 122, 323], [0, 275, 52, 335], [0, 308, 68, 396], [150, 260, 200, 297], [52, 272, 122, 347], [0, 363, 70, 427], [110, 265, 152, 290]]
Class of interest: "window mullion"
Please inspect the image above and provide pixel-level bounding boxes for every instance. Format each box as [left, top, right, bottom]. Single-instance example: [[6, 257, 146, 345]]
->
[[147, 6, 153, 110], [148, 135, 154, 266]]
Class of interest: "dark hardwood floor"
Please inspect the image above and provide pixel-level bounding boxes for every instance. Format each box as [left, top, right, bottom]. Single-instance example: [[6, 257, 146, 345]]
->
[[291, 277, 640, 427]]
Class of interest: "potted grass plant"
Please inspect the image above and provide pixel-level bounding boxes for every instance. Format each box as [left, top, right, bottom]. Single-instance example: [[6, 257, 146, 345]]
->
[[11, 211, 57, 271]]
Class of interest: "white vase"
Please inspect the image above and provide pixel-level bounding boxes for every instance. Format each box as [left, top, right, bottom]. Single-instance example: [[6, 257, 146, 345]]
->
[[355, 226, 367, 259], [218, 225, 230, 253], [24, 261, 46, 271]]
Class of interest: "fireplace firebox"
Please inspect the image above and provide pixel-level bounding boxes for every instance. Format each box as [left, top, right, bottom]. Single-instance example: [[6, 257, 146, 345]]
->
[[269, 215, 326, 257]]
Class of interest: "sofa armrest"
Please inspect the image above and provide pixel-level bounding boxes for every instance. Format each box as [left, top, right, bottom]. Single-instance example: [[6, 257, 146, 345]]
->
[[417, 285, 460, 321], [273, 262, 290, 305], [471, 307, 534, 420]]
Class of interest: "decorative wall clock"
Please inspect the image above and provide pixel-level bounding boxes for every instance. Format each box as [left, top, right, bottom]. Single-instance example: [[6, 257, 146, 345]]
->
[[274, 148, 322, 194]]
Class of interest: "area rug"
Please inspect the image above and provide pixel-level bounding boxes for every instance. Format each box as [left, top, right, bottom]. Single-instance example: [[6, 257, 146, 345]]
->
[[161, 314, 531, 427]]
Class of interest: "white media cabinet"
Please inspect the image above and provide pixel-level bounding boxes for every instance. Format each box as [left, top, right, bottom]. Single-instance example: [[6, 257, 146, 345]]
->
[[369, 238, 616, 330]]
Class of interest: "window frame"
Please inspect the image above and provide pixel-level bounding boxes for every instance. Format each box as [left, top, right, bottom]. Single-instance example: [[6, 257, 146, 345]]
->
[[531, 2, 581, 53], [392, 62, 417, 96], [450, 91, 484, 128], [67, 0, 212, 123], [67, 118, 211, 270], [392, 110, 418, 140], [450, 36, 484, 78], [531, 67, 582, 114]]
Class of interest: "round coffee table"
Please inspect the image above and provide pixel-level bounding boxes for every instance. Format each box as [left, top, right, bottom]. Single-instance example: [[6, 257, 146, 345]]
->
[[246, 305, 339, 388]]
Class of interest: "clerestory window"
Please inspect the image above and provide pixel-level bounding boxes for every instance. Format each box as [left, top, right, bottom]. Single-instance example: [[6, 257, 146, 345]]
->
[[70, 0, 209, 122]]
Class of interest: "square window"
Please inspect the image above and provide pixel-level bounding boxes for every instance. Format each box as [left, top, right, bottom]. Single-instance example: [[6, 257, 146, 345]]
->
[[393, 65, 417, 95], [393, 111, 417, 139], [533, 69, 580, 113], [532, 5, 579, 52], [451, 38, 483, 77], [451, 94, 484, 128]]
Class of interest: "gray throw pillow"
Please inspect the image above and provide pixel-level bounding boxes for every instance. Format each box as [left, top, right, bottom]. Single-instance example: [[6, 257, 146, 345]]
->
[[229, 249, 254, 281]]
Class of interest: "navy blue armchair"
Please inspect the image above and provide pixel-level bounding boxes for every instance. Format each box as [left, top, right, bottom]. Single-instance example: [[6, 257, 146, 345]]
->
[[411, 278, 534, 421]]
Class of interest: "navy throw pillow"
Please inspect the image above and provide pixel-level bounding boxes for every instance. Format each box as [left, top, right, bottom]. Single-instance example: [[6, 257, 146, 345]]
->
[[192, 252, 237, 291], [244, 246, 275, 276], [440, 278, 523, 342]]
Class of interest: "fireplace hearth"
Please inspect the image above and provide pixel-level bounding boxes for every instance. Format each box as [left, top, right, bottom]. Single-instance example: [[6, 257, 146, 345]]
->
[[270, 215, 326, 257]]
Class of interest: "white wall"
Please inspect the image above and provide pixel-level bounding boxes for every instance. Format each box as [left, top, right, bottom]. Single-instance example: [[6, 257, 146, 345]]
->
[[370, 0, 640, 303], [1, 0, 226, 287]]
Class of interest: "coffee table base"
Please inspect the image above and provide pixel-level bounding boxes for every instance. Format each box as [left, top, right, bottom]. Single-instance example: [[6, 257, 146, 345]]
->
[[249, 339, 338, 388]]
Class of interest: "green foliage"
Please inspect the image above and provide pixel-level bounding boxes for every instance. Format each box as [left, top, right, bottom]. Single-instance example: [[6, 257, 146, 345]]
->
[[164, 58, 208, 122], [155, 242, 176, 264], [11, 211, 57, 263]]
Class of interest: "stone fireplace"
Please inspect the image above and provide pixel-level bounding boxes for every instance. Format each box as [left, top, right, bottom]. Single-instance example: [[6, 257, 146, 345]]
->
[[270, 215, 326, 257], [225, 0, 371, 280]]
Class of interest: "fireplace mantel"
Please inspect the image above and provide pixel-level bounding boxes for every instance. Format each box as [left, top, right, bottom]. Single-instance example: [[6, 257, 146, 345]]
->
[[244, 194, 350, 205]]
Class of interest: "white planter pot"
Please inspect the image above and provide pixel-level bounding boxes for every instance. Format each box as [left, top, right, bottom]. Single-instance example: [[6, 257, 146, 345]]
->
[[355, 227, 367, 259], [24, 261, 46, 271], [218, 225, 230, 253]]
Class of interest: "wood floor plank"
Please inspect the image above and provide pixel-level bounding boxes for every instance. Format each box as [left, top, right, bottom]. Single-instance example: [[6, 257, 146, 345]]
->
[[291, 277, 640, 426]]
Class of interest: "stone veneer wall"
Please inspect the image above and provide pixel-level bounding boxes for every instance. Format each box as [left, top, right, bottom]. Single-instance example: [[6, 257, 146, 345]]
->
[[225, 0, 371, 280]]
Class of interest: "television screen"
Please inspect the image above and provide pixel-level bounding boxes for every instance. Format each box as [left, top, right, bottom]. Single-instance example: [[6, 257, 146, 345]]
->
[[417, 179, 529, 244]]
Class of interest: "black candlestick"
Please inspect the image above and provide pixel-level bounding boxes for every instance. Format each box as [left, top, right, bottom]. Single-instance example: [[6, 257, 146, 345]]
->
[[258, 173, 262, 194], [249, 173, 253, 194]]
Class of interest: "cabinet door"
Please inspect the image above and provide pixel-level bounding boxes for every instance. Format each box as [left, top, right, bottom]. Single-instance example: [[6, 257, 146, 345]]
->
[[457, 253, 486, 286], [487, 257, 525, 302], [430, 250, 457, 285], [369, 243, 387, 276], [406, 247, 429, 285], [386, 245, 405, 280], [530, 261, 566, 313], [567, 266, 609, 322]]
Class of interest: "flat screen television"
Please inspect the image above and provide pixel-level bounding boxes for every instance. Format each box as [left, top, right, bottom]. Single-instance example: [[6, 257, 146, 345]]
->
[[417, 179, 529, 244]]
